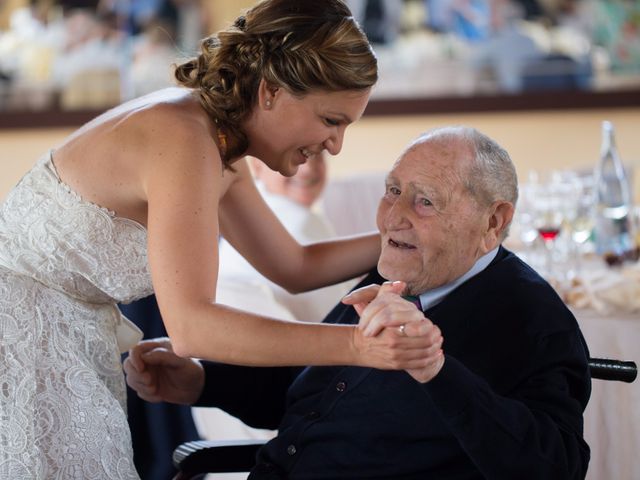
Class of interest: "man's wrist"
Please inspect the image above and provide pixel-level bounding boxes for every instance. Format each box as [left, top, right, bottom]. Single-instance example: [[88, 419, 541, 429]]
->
[[407, 353, 446, 383]]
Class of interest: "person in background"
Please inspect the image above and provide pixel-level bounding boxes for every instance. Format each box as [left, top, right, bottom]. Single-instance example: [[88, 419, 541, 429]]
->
[[468, 0, 543, 92], [126, 126, 591, 479], [0, 1, 439, 478], [346, 0, 403, 45], [424, 0, 491, 41], [217, 153, 355, 324]]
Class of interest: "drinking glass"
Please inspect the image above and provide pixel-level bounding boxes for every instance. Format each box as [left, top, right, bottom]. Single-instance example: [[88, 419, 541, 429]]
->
[[528, 173, 567, 280], [555, 171, 595, 277], [512, 182, 540, 262], [570, 175, 595, 248]]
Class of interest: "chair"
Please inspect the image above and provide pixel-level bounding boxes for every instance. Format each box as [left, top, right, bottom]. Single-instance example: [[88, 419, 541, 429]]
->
[[171, 357, 637, 480], [172, 439, 264, 480]]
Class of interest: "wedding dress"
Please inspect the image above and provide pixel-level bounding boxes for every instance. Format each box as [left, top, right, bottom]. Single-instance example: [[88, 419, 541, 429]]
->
[[0, 152, 152, 479]]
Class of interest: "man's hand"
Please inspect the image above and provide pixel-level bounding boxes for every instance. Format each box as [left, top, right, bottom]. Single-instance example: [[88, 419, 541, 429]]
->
[[343, 282, 445, 383], [342, 281, 404, 332], [405, 350, 445, 383], [124, 337, 205, 405]]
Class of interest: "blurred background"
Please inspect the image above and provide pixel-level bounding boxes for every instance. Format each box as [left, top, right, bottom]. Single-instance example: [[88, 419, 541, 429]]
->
[[1, 0, 639, 201]]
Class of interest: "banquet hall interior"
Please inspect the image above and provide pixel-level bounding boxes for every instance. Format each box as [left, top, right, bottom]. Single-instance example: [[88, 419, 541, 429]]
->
[[1, 0, 638, 479]]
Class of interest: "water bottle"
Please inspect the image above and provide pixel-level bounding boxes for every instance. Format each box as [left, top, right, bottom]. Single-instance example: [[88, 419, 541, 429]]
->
[[593, 121, 634, 256]]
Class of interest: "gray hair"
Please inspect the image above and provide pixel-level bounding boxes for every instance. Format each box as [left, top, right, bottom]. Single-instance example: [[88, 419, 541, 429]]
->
[[412, 126, 519, 238]]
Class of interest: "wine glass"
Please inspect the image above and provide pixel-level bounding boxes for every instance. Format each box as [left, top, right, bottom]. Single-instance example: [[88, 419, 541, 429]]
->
[[544, 170, 597, 279], [550, 171, 594, 247], [529, 174, 566, 280], [512, 182, 540, 263], [569, 176, 595, 247]]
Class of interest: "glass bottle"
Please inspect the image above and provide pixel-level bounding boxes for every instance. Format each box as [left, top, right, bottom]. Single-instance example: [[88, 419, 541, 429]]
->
[[593, 121, 634, 256]]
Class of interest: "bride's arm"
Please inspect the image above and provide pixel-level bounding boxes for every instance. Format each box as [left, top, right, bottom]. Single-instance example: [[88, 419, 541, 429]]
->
[[142, 119, 428, 367], [219, 160, 380, 293]]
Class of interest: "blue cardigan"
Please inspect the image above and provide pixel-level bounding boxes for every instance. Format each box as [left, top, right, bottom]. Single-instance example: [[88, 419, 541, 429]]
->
[[197, 247, 591, 479]]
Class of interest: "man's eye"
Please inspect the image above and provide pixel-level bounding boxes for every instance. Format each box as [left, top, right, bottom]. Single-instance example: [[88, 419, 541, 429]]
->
[[325, 118, 340, 126], [386, 186, 400, 195], [418, 197, 432, 207]]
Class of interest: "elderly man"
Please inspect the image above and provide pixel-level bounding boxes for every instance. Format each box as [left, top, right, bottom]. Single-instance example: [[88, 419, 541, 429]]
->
[[125, 126, 591, 479]]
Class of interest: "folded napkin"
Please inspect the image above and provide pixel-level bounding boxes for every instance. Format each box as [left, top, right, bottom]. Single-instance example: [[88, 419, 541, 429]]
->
[[563, 260, 640, 315]]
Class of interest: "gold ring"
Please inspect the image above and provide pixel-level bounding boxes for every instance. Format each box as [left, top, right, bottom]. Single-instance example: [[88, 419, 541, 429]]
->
[[398, 324, 406, 336]]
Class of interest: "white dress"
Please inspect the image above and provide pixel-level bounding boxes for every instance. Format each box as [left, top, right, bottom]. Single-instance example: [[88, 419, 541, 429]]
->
[[0, 152, 151, 479]]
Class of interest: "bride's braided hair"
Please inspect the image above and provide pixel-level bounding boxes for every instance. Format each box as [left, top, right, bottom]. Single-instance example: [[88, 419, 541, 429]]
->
[[174, 0, 377, 168]]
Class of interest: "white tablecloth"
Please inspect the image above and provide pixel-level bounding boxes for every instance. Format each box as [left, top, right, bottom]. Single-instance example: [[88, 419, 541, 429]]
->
[[573, 308, 640, 480]]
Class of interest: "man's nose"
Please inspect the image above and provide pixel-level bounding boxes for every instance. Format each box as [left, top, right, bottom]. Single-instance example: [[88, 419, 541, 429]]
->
[[323, 127, 345, 155], [384, 196, 412, 230]]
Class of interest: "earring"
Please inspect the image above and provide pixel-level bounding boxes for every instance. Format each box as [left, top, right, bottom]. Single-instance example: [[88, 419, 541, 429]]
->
[[266, 100, 272, 108]]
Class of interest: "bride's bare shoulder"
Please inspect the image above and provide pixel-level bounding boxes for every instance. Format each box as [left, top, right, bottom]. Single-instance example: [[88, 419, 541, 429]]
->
[[86, 88, 216, 157], [62, 88, 196, 143], [121, 88, 210, 132]]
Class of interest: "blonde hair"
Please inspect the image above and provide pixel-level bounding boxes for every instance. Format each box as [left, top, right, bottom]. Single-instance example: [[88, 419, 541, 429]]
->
[[175, 0, 377, 168]]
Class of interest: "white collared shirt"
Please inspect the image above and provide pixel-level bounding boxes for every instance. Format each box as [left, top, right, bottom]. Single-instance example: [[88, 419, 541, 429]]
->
[[417, 247, 499, 311]]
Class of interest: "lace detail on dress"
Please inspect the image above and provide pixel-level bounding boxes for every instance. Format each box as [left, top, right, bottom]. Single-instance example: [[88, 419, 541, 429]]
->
[[0, 152, 153, 303], [0, 152, 153, 479]]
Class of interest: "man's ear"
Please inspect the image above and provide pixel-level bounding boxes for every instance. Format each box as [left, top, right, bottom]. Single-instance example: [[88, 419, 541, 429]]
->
[[483, 201, 514, 250], [257, 78, 280, 109]]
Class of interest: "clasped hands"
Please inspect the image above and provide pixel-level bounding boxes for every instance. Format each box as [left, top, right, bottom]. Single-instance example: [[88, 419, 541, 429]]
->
[[124, 282, 445, 405], [342, 281, 444, 383]]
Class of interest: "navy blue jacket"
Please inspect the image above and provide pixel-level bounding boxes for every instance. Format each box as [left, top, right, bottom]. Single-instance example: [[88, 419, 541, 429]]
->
[[197, 247, 591, 479]]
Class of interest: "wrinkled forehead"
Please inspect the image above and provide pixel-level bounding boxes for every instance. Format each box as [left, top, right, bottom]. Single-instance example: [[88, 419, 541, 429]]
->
[[388, 138, 473, 188]]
